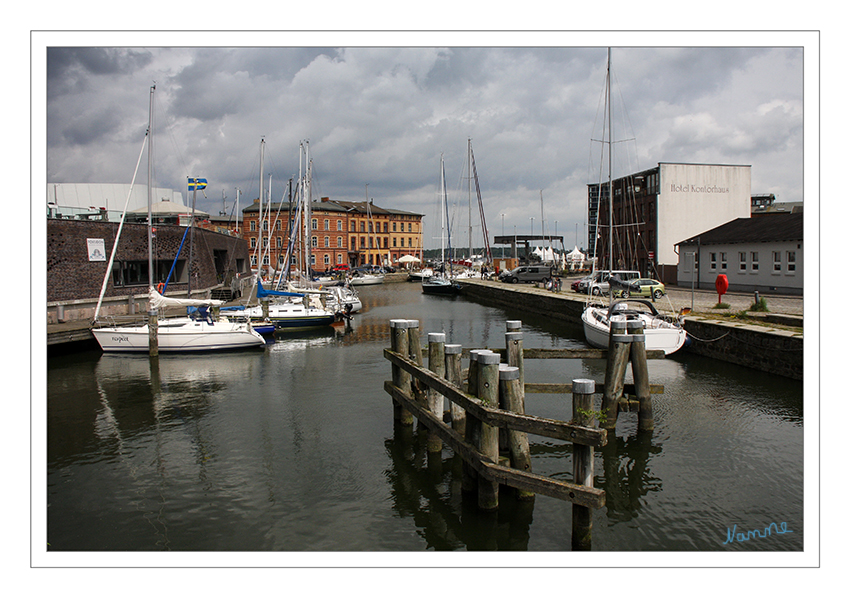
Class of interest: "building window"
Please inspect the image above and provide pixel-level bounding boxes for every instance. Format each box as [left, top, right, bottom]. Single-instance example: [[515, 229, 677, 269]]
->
[[277, 237, 283, 249], [773, 251, 782, 272], [337, 236, 343, 248], [360, 222, 365, 233], [337, 220, 342, 231], [324, 236, 330, 248], [739, 252, 747, 272], [262, 220, 268, 231], [351, 236, 356, 249], [751, 252, 759, 272], [311, 218, 318, 230], [336, 253, 343, 264], [324, 219, 329, 230], [720, 252, 727, 270], [408, 237, 413, 248], [393, 222, 397, 232], [408, 223, 412, 232], [709, 252, 717, 270], [787, 251, 796, 273], [383, 222, 388, 233], [311, 236, 318, 248], [250, 220, 257, 232], [393, 238, 397, 247], [350, 221, 356, 232], [324, 254, 330, 266], [310, 254, 316, 266]]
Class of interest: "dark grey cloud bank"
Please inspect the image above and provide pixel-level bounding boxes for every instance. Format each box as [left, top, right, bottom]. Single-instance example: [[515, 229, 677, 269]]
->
[[46, 44, 803, 249]]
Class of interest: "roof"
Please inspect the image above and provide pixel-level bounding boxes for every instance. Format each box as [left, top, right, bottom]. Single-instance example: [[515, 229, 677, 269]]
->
[[676, 212, 803, 246], [129, 199, 209, 217], [243, 198, 422, 217]]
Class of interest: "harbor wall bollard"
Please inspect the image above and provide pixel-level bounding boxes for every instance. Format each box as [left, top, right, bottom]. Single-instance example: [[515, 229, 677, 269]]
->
[[571, 378, 596, 551], [627, 320, 653, 431], [148, 309, 159, 357], [427, 332, 447, 453], [499, 364, 534, 500], [390, 319, 413, 424], [445, 344, 465, 436], [476, 350, 501, 511], [601, 320, 629, 430]]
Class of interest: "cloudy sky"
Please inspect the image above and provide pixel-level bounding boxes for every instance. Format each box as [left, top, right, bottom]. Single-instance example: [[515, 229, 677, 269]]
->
[[41, 32, 809, 250]]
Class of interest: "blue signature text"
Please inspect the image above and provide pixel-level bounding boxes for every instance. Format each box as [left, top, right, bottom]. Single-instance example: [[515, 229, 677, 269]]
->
[[724, 522, 793, 545]]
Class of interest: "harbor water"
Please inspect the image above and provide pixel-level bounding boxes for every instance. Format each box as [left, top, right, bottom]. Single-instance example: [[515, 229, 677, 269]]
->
[[46, 282, 803, 554]]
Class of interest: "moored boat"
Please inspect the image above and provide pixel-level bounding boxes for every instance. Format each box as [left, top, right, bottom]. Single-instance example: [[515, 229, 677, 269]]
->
[[581, 299, 688, 355]]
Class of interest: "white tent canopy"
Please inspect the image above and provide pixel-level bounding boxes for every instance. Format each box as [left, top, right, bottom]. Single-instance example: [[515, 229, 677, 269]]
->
[[398, 255, 420, 263]]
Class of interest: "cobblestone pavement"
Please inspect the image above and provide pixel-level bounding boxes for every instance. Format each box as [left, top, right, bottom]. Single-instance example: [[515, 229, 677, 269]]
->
[[560, 277, 804, 316]]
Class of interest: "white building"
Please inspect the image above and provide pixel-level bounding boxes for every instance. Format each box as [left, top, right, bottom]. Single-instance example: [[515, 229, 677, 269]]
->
[[589, 162, 752, 284], [675, 212, 803, 295], [47, 183, 185, 220]]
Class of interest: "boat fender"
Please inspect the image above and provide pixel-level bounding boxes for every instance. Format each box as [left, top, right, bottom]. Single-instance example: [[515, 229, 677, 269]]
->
[[156, 282, 165, 293]]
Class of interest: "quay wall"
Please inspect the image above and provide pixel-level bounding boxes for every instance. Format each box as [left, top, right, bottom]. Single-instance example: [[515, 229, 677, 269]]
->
[[458, 280, 803, 380]]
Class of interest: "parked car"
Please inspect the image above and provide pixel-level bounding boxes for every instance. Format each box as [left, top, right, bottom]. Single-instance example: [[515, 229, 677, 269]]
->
[[613, 278, 666, 299], [572, 275, 593, 293], [577, 270, 641, 295], [498, 264, 554, 284]]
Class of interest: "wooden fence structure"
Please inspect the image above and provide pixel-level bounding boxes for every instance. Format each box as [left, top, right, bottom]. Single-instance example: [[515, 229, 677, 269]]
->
[[382, 318, 663, 550]]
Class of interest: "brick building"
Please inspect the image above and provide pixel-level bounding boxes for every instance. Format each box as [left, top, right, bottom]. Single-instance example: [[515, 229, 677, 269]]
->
[[47, 218, 252, 323], [240, 197, 423, 275]]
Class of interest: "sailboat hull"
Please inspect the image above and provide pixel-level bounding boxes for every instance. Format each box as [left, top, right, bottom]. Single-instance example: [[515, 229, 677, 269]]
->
[[421, 276, 461, 295], [92, 318, 266, 352], [581, 304, 687, 355]]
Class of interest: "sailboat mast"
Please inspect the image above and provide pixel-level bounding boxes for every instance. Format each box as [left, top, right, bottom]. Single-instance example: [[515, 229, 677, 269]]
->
[[468, 138, 472, 264], [147, 84, 155, 289], [440, 154, 446, 266], [259, 138, 265, 278], [607, 48, 613, 274]]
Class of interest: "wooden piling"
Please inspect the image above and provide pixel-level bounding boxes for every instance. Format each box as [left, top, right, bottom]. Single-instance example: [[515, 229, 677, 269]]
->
[[476, 350, 501, 511], [500, 365, 534, 500], [390, 319, 413, 424], [601, 320, 629, 430], [505, 329, 524, 389], [628, 320, 654, 431], [148, 309, 159, 358], [445, 344, 464, 436], [462, 350, 487, 495], [427, 332, 447, 453], [407, 320, 425, 408], [571, 378, 596, 550]]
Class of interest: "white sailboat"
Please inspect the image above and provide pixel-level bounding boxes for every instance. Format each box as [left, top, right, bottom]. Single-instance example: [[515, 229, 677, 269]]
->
[[581, 50, 687, 355], [91, 85, 265, 352], [422, 154, 461, 295]]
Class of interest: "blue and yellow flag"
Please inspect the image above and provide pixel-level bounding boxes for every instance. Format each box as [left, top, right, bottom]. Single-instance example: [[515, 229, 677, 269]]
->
[[188, 177, 208, 191]]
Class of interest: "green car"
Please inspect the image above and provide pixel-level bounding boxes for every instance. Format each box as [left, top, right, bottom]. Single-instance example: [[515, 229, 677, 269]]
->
[[613, 278, 666, 299]]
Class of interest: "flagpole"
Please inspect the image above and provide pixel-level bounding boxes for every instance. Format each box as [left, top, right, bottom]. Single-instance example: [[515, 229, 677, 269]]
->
[[188, 177, 197, 297]]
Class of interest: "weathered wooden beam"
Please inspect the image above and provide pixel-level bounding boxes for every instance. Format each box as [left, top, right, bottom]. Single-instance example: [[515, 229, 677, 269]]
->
[[524, 382, 665, 395], [383, 380, 606, 509], [451, 347, 666, 360], [384, 349, 607, 447]]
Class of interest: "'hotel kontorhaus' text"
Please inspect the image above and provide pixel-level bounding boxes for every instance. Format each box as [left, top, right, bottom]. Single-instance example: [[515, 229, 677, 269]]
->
[[670, 183, 730, 193]]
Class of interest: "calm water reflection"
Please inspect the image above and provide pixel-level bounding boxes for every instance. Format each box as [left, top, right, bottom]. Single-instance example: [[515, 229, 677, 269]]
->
[[47, 282, 803, 552]]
